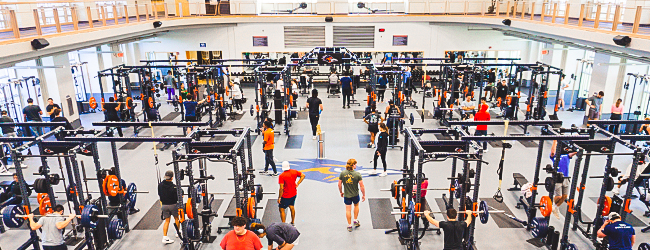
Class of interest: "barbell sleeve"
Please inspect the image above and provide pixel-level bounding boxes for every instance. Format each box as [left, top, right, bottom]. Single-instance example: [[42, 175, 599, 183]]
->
[[55, 191, 149, 194], [391, 210, 506, 215], [17, 214, 111, 218]]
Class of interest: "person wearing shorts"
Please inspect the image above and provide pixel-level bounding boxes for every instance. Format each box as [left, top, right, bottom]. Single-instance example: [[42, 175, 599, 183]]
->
[[278, 161, 305, 225], [364, 104, 383, 148], [550, 141, 577, 219], [338, 159, 365, 232], [158, 170, 180, 244], [251, 222, 300, 250]]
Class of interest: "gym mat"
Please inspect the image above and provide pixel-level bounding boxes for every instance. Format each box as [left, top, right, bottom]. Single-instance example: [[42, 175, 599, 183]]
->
[[482, 199, 524, 228], [526, 238, 546, 247], [434, 198, 450, 220], [353, 110, 366, 119], [119, 141, 143, 150], [285, 135, 304, 149], [133, 200, 164, 230], [250, 135, 258, 144], [297, 111, 308, 120], [209, 135, 227, 141], [66, 236, 84, 246], [369, 198, 397, 229], [202, 199, 224, 224], [262, 199, 281, 226], [416, 110, 434, 119], [519, 140, 539, 148], [489, 110, 501, 117], [230, 113, 244, 121], [589, 197, 646, 227], [488, 141, 504, 148], [358, 134, 372, 148], [224, 197, 237, 218], [559, 203, 592, 225], [161, 112, 181, 121], [435, 134, 453, 140]]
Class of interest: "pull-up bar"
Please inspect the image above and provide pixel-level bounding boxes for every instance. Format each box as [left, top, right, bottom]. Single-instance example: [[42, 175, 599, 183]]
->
[[92, 121, 208, 127], [461, 135, 589, 141], [447, 120, 562, 126], [64, 137, 193, 143]]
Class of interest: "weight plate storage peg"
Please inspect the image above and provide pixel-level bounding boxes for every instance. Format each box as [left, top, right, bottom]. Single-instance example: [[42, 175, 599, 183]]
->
[[479, 201, 489, 224], [2, 205, 25, 228], [639, 243, 650, 250], [531, 217, 549, 238], [107, 218, 124, 239], [81, 205, 100, 229]]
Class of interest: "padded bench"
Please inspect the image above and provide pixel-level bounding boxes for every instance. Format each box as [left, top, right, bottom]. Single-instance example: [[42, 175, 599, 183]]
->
[[507, 173, 531, 210]]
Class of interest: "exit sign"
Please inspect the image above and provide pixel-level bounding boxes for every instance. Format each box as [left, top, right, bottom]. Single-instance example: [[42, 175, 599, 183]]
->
[[541, 49, 549, 55]]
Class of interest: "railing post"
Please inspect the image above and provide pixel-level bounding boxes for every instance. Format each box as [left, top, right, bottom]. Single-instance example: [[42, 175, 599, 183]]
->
[[153, 3, 158, 19], [113, 5, 119, 24], [9, 9, 19, 38], [464, 0, 468, 15], [145, 4, 150, 20], [521, 2, 525, 19], [71, 7, 79, 30], [506, 1, 510, 17], [606, 4, 611, 21], [551, 3, 557, 23], [564, 3, 570, 24], [135, 4, 140, 21], [612, 5, 620, 31], [40, 8, 46, 25], [86, 6, 94, 28], [496, 0, 500, 16], [530, 2, 535, 20], [179, 2, 183, 17], [594, 4, 601, 28], [33, 9, 43, 36], [102, 6, 108, 26], [540, 2, 545, 21], [124, 5, 129, 23], [164, 3, 169, 18], [53, 8, 61, 33], [578, 4, 584, 26], [63, 7, 69, 23], [513, 1, 518, 17], [632, 6, 642, 33]]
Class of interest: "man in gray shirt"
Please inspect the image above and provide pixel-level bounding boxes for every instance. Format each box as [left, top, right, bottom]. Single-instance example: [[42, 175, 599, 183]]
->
[[251, 222, 301, 250], [586, 91, 604, 121], [460, 95, 476, 120], [27, 204, 75, 250], [163, 71, 177, 101]]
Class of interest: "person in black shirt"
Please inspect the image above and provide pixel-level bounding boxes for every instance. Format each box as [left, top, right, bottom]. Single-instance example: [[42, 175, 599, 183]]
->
[[45, 98, 61, 121], [158, 170, 180, 244], [305, 89, 323, 140], [384, 100, 402, 140], [495, 79, 509, 105], [103, 97, 123, 137], [0, 173, 31, 205], [0, 111, 16, 137], [373, 123, 389, 176], [363, 104, 383, 148], [23, 98, 43, 136], [50, 109, 74, 140], [424, 208, 472, 250]]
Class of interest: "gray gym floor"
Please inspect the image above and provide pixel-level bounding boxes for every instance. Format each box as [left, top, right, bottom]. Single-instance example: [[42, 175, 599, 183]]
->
[[2, 86, 650, 250]]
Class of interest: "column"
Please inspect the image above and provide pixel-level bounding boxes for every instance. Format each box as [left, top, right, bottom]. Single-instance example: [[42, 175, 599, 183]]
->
[[52, 53, 81, 125]]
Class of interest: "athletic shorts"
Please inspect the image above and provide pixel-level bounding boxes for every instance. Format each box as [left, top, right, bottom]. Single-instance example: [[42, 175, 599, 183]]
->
[[185, 116, 197, 122], [279, 195, 296, 209], [161, 204, 176, 219], [588, 108, 599, 119], [344, 195, 360, 205], [554, 179, 569, 197], [368, 124, 379, 133]]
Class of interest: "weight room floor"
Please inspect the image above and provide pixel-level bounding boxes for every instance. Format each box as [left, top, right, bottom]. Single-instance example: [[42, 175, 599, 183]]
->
[[1, 87, 649, 250]]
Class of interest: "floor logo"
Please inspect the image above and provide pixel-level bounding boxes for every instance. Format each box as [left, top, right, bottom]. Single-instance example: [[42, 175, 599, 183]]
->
[[285, 158, 401, 183]]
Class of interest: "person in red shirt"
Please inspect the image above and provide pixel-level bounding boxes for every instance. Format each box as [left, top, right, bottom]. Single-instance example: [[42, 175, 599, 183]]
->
[[219, 216, 263, 250], [278, 161, 305, 225], [474, 98, 490, 151]]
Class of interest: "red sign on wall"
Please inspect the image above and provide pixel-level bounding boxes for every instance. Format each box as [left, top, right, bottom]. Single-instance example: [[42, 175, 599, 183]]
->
[[541, 49, 549, 55]]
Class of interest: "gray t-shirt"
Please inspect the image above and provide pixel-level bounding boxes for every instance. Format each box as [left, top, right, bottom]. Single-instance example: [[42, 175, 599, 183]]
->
[[461, 101, 474, 113], [37, 215, 65, 246], [588, 96, 603, 112], [163, 75, 177, 89], [266, 222, 300, 246]]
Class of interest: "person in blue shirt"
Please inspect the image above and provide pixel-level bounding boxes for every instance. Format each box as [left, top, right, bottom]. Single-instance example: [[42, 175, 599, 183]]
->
[[549, 140, 577, 219], [340, 72, 353, 109], [598, 212, 635, 250], [183, 94, 206, 122], [377, 75, 388, 103]]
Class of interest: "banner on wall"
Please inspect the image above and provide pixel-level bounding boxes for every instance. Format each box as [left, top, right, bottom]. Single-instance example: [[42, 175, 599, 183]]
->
[[317, 53, 343, 64], [253, 36, 268, 47], [393, 35, 408, 46]]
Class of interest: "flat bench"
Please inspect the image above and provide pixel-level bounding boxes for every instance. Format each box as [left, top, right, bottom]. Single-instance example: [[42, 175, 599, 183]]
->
[[508, 173, 528, 191]]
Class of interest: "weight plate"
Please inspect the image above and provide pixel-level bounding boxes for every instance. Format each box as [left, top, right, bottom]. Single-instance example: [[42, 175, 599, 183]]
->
[[531, 217, 549, 238], [566, 243, 577, 250], [49, 174, 60, 185], [103, 175, 121, 197], [81, 205, 99, 229], [66, 184, 77, 202], [454, 180, 461, 199], [247, 197, 256, 218], [2, 205, 25, 228], [604, 177, 615, 192], [186, 198, 194, 220], [408, 201, 415, 225], [196, 184, 202, 204], [391, 182, 397, 199], [398, 218, 410, 239], [255, 185, 264, 203], [544, 177, 554, 193], [597, 196, 612, 216], [409, 113, 415, 125], [38, 194, 52, 215], [186, 220, 197, 240], [639, 243, 650, 250], [479, 201, 489, 224], [250, 105, 255, 116], [539, 196, 553, 217], [126, 183, 137, 210], [108, 218, 124, 239], [34, 178, 48, 193]]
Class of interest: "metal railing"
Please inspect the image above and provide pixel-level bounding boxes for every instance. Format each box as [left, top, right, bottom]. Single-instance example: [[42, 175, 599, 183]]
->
[[1, 0, 650, 42]]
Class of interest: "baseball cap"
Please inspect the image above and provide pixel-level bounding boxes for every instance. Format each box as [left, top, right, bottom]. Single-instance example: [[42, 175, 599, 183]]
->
[[164, 170, 174, 180], [609, 212, 621, 220], [282, 161, 290, 171]]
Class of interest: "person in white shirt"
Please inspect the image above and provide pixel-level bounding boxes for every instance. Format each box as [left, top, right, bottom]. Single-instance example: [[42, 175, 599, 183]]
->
[[352, 66, 362, 90], [613, 157, 648, 195], [558, 74, 571, 111], [231, 81, 243, 111], [328, 72, 339, 94]]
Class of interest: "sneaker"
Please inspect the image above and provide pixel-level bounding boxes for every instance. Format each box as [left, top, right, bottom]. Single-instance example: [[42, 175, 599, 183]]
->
[[347, 225, 353, 232], [259, 170, 268, 174], [162, 237, 174, 244], [354, 220, 360, 228], [290, 223, 295, 227], [380, 171, 388, 177], [274, 157, 279, 162], [342, 106, 346, 109], [367, 143, 373, 148], [175, 232, 180, 238], [347, 106, 351, 109], [552, 207, 560, 219], [372, 144, 376, 148], [612, 188, 620, 195], [371, 169, 377, 175], [271, 173, 278, 177], [313, 136, 317, 140]]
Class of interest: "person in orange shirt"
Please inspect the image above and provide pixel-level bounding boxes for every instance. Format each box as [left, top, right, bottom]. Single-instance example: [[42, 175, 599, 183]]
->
[[219, 217, 263, 250], [261, 120, 278, 176]]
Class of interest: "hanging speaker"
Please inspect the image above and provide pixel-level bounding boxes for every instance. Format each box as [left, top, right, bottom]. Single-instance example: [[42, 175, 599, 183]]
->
[[325, 16, 333, 22], [153, 21, 162, 28], [31, 38, 49, 50], [613, 35, 631, 46], [502, 19, 511, 26]]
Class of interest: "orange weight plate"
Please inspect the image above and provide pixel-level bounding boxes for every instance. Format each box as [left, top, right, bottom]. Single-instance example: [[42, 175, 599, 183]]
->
[[539, 196, 553, 217], [186, 198, 194, 219], [89, 97, 97, 109]]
